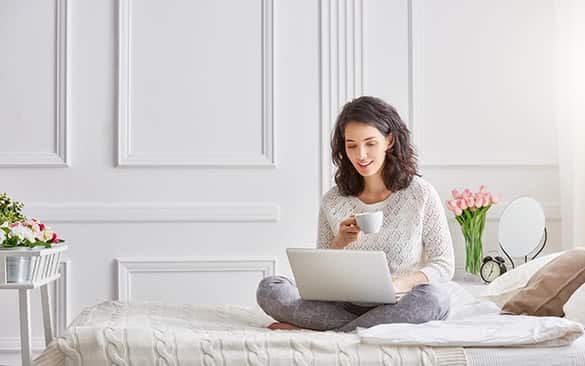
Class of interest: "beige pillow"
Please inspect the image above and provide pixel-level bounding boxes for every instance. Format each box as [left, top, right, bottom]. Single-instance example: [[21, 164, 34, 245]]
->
[[501, 249, 585, 317], [481, 251, 565, 306]]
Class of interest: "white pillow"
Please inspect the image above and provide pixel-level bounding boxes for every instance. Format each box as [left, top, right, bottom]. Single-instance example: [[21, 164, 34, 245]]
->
[[480, 251, 566, 307]]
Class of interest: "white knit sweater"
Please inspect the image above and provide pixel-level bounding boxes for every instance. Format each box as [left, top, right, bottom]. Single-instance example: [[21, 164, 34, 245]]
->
[[317, 176, 455, 283]]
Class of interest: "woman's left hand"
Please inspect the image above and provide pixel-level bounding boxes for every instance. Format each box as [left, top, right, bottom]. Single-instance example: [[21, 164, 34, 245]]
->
[[393, 277, 411, 293], [393, 272, 429, 293]]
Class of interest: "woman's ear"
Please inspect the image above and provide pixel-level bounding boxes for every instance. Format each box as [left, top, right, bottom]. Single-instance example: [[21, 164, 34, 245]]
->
[[386, 134, 395, 151]]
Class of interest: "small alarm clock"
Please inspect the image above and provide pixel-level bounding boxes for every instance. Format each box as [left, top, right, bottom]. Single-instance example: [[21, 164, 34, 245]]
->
[[480, 256, 508, 283]]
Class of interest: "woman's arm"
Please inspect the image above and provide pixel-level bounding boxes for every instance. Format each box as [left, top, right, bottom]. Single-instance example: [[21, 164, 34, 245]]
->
[[393, 185, 454, 292], [418, 183, 456, 283], [317, 205, 336, 249]]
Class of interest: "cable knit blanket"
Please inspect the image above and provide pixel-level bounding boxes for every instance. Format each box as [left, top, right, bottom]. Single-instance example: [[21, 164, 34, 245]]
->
[[33, 301, 466, 366]]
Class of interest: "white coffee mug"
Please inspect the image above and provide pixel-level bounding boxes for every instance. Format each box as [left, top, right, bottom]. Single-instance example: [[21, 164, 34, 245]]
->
[[354, 211, 383, 234]]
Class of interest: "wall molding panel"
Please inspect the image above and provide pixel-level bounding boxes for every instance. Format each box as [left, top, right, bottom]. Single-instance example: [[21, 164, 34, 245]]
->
[[25, 202, 280, 223], [116, 258, 276, 303], [446, 202, 561, 223], [117, 0, 275, 168], [0, 0, 70, 167], [320, 0, 364, 195], [54, 260, 71, 336]]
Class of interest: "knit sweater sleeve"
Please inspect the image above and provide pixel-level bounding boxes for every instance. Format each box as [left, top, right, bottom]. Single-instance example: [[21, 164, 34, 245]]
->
[[418, 184, 456, 283], [317, 203, 336, 249]]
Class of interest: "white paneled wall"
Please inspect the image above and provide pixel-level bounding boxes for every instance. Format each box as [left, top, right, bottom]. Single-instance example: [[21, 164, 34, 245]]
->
[[117, 258, 275, 305], [0, 0, 69, 167], [0, 0, 562, 363], [411, 0, 557, 167]]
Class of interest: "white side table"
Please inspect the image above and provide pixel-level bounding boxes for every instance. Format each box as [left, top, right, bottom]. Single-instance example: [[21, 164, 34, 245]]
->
[[0, 245, 67, 366]]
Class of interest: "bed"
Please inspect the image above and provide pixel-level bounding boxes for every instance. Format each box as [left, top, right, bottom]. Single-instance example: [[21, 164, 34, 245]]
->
[[465, 335, 585, 366], [32, 282, 585, 366]]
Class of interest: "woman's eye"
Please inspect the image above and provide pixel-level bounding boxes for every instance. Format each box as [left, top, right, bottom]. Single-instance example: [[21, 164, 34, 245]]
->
[[347, 145, 356, 149], [367, 142, 376, 146]]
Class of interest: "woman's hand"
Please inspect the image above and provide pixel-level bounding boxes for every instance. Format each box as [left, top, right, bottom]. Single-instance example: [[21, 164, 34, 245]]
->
[[393, 272, 429, 293], [392, 277, 410, 293], [330, 216, 361, 249]]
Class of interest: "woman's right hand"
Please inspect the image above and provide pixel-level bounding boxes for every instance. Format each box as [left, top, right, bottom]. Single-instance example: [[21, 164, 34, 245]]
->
[[331, 216, 361, 249]]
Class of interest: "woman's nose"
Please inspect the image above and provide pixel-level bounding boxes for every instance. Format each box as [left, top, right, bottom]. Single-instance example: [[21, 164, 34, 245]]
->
[[358, 147, 367, 159]]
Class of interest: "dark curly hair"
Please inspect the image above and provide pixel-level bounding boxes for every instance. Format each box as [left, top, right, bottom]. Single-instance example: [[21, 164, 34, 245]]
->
[[331, 96, 420, 196]]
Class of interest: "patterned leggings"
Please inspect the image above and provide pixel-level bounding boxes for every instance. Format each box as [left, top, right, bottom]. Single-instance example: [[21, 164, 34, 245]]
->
[[256, 275, 449, 332]]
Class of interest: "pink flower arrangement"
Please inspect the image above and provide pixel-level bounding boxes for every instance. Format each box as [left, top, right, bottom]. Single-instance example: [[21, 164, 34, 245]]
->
[[446, 185, 500, 274], [0, 192, 65, 249], [0, 218, 64, 248], [446, 185, 500, 217]]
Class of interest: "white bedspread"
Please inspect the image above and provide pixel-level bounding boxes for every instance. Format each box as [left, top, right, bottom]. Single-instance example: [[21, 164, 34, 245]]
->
[[33, 301, 466, 366], [359, 282, 584, 348], [358, 314, 584, 347]]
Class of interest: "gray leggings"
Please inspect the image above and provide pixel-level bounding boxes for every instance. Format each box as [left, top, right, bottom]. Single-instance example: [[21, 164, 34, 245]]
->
[[256, 275, 449, 332]]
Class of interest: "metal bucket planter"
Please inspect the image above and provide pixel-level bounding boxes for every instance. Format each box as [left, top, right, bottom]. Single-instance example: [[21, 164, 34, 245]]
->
[[0, 247, 33, 283]]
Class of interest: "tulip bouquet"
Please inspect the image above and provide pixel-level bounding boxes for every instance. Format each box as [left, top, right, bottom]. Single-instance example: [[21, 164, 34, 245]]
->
[[0, 193, 64, 249], [446, 186, 500, 274]]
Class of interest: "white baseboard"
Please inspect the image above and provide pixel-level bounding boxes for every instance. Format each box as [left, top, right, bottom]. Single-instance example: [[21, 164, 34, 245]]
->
[[0, 337, 46, 353]]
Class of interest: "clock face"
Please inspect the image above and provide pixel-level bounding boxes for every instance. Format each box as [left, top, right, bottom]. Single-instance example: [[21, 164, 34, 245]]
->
[[480, 260, 501, 283]]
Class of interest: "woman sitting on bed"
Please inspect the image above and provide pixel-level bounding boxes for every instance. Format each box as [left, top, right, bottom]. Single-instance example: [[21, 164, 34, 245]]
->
[[257, 96, 455, 332]]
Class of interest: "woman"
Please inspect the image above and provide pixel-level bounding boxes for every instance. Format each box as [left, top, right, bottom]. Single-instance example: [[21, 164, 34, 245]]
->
[[257, 96, 455, 332]]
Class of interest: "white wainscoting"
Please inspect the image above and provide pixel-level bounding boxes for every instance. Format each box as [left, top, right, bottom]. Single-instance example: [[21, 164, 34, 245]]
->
[[117, 0, 275, 168], [0, 0, 69, 167], [54, 260, 71, 336], [320, 0, 364, 196], [117, 258, 276, 306], [24, 202, 280, 223]]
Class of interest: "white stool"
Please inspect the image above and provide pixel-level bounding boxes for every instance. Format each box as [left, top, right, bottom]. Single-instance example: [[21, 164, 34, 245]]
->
[[0, 245, 67, 366]]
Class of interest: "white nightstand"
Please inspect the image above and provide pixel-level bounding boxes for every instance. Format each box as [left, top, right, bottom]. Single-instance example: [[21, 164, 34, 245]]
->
[[0, 245, 68, 366]]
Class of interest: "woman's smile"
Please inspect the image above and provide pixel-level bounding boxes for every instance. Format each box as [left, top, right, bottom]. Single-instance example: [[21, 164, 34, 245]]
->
[[357, 160, 374, 170]]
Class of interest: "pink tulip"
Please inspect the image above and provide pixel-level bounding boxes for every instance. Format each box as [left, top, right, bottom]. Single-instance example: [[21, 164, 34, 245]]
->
[[492, 193, 500, 204], [451, 189, 462, 199], [479, 185, 487, 193], [446, 200, 458, 212], [465, 196, 475, 208], [454, 207, 463, 216], [475, 195, 484, 208], [463, 189, 472, 199], [457, 198, 468, 210]]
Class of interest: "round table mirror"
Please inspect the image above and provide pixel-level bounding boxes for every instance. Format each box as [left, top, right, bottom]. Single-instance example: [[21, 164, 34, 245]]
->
[[498, 196, 546, 261]]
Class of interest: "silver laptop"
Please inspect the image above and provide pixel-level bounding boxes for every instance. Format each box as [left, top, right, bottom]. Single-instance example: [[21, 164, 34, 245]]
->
[[286, 248, 397, 304]]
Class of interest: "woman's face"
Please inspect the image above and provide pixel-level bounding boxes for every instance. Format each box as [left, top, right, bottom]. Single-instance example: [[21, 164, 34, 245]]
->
[[344, 121, 393, 177]]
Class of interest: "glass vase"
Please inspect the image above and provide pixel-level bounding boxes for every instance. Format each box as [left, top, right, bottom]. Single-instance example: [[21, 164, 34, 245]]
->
[[461, 211, 487, 275]]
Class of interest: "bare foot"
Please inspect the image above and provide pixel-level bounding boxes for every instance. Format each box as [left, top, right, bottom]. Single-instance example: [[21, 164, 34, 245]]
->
[[268, 322, 302, 330]]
